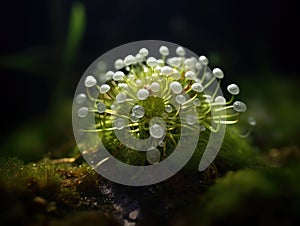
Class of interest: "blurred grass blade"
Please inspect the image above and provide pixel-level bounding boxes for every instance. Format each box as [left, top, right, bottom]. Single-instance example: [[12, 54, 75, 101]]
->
[[63, 1, 86, 65], [0, 54, 43, 75]]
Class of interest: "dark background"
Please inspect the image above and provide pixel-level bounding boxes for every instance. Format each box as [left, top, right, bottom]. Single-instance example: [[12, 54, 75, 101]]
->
[[0, 0, 299, 160]]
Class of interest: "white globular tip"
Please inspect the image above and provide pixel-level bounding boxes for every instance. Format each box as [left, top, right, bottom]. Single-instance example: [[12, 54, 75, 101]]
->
[[118, 83, 128, 89], [165, 104, 173, 113], [137, 88, 149, 100], [84, 75, 97, 87], [114, 59, 124, 70], [113, 71, 125, 81], [170, 57, 181, 67], [191, 83, 204, 92], [77, 107, 89, 118], [193, 98, 201, 106], [150, 82, 160, 92], [204, 72, 212, 80], [213, 68, 224, 79], [170, 81, 183, 94], [159, 46, 169, 56], [114, 118, 125, 130], [106, 71, 114, 80], [161, 66, 173, 76], [185, 71, 196, 80], [184, 59, 195, 69], [171, 71, 181, 80], [76, 93, 87, 104], [146, 57, 157, 67], [186, 114, 197, 125], [146, 149, 161, 164], [130, 114, 139, 122], [199, 55, 209, 65], [233, 101, 247, 112], [176, 46, 186, 56], [175, 94, 186, 104], [227, 84, 240, 95], [124, 55, 136, 66], [116, 93, 127, 103], [132, 105, 145, 118], [195, 62, 203, 70], [135, 53, 143, 63], [100, 84, 111, 94], [214, 96, 226, 104], [97, 102, 106, 113], [135, 79, 142, 86], [157, 59, 164, 66], [139, 48, 149, 57], [150, 124, 165, 139], [248, 116, 256, 126]]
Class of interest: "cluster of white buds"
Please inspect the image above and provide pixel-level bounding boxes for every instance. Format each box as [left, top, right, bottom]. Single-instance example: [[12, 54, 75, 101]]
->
[[75, 44, 254, 165]]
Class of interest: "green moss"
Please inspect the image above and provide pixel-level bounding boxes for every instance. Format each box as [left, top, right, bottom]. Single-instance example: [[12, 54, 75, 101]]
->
[[185, 126, 263, 175], [179, 163, 300, 226]]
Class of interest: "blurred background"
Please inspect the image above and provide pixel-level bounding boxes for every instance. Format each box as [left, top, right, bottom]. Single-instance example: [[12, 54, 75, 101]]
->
[[0, 0, 299, 162]]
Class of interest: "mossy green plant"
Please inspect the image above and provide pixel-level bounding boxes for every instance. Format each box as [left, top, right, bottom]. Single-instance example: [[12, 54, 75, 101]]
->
[[74, 42, 255, 171]]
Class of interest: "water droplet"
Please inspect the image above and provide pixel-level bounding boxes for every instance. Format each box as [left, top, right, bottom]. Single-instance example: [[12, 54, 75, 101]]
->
[[186, 114, 197, 125], [161, 66, 173, 75], [116, 93, 127, 103], [114, 118, 125, 130], [170, 81, 182, 94], [97, 102, 106, 113], [130, 114, 139, 122], [84, 75, 97, 87], [175, 94, 186, 104], [176, 46, 185, 56], [233, 101, 247, 112], [193, 98, 201, 106], [227, 84, 240, 95], [114, 59, 124, 70], [159, 46, 169, 56], [150, 82, 160, 92], [200, 125, 206, 131], [137, 88, 149, 100], [185, 71, 196, 80], [139, 48, 149, 57], [77, 107, 88, 118], [135, 79, 142, 86], [150, 124, 165, 138], [100, 84, 110, 94], [195, 62, 203, 70], [113, 71, 125, 81], [132, 105, 145, 118], [76, 93, 86, 104], [146, 149, 161, 164], [146, 57, 157, 67], [214, 96, 226, 104], [165, 105, 173, 113], [199, 55, 209, 65], [170, 57, 181, 67], [213, 68, 224, 79], [191, 83, 204, 92], [124, 55, 136, 66]]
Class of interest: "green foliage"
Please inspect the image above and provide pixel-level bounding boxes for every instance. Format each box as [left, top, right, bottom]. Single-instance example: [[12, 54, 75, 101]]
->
[[63, 2, 86, 65], [180, 163, 300, 226]]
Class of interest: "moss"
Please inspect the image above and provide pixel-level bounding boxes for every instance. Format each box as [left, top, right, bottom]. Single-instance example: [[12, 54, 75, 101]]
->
[[0, 157, 117, 225], [185, 126, 263, 175], [176, 163, 300, 226]]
